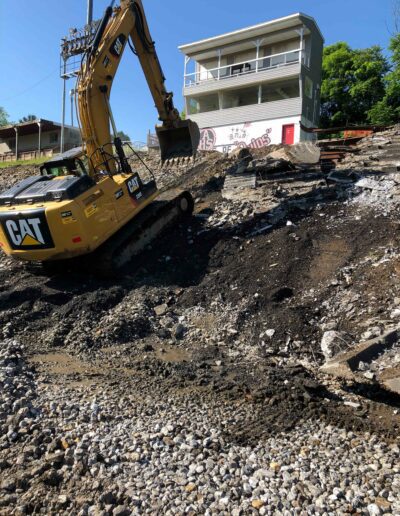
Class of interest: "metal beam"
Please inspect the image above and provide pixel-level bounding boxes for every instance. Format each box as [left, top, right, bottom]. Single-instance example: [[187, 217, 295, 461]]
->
[[61, 60, 67, 153], [70, 89, 75, 126], [14, 127, 18, 161], [37, 120, 42, 157], [87, 0, 93, 25]]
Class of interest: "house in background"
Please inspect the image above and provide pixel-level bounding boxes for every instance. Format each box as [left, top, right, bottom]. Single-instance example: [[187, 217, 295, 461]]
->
[[179, 13, 324, 153], [0, 119, 81, 162]]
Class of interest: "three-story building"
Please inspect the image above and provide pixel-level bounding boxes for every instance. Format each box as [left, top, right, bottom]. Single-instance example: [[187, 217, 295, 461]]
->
[[179, 13, 324, 153]]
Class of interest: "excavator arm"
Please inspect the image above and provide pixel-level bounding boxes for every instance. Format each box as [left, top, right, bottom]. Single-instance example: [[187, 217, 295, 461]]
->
[[77, 0, 199, 175]]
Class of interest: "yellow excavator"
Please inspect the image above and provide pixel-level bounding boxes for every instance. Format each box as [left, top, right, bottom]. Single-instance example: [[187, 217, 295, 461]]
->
[[0, 0, 199, 273]]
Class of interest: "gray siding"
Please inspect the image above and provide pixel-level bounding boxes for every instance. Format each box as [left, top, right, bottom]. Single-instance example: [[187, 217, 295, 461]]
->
[[300, 16, 324, 125], [184, 63, 301, 96], [189, 97, 302, 128]]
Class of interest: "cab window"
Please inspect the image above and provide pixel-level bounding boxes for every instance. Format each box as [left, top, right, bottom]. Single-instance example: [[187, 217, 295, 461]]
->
[[46, 166, 70, 176]]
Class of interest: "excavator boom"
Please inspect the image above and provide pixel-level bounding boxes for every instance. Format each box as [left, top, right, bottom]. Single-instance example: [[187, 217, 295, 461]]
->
[[77, 0, 199, 170]]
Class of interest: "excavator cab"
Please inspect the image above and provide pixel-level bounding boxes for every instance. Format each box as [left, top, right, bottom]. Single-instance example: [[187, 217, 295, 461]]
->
[[40, 147, 88, 177], [156, 120, 200, 163]]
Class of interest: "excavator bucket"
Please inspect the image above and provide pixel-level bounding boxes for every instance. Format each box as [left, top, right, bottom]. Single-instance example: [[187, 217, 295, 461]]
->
[[156, 119, 200, 163]]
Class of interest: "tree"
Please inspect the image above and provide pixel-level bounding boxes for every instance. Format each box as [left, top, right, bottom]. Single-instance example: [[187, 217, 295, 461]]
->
[[0, 107, 9, 127], [19, 114, 37, 123], [116, 130, 131, 142], [320, 42, 389, 127], [368, 34, 400, 124], [389, 0, 400, 34]]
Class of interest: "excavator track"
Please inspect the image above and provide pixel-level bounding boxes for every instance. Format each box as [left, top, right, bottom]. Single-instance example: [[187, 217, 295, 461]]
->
[[42, 189, 193, 277], [95, 189, 193, 275]]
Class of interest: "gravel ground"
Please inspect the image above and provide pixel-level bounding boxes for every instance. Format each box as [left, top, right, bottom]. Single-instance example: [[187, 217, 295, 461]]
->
[[1, 339, 399, 515]]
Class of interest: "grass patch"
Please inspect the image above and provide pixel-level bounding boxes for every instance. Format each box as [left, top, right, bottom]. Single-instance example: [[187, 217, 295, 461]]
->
[[0, 157, 48, 169]]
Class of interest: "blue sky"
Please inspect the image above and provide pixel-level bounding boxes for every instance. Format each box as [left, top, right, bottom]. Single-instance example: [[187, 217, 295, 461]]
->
[[0, 0, 395, 142]]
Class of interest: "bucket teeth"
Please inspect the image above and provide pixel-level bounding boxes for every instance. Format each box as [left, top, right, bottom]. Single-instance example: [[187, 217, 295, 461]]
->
[[160, 155, 196, 170]]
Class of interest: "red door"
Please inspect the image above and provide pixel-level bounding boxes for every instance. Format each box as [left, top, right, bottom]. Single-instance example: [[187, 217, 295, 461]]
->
[[282, 124, 295, 145]]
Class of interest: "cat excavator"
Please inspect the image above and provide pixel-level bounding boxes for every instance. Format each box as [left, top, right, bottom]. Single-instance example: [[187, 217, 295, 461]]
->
[[0, 0, 199, 273]]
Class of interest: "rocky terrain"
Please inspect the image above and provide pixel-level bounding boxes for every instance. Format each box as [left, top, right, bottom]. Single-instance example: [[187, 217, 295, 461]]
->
[[0, 128, 400, 514]]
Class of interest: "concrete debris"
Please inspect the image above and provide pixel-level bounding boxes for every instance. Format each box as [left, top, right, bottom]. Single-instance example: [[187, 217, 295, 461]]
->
[[321, 331, 349, 360], [269, 141, 321, 165], [1, 125, 400, 514], [321, 329, 400, 396], [327, 170, 359, 184]]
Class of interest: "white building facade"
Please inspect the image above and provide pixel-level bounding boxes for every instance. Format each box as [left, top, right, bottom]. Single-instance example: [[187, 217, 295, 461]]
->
[[179, 13, 324, 153]]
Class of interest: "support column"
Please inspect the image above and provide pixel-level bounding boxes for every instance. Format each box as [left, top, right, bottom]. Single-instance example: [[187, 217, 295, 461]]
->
[[61, 59, 67, 153], [217, 49, 222, 80], [258, 84, 262, 104], [183, 56, 190, 87], [218, 91, 223, 110], [86, 0, 93, 25], [37, 120, 42, 158], [70, 89, 75, 126], [254, 38, 264, 72], [296, 28, 305, 65], [14, 127, 18, 161]]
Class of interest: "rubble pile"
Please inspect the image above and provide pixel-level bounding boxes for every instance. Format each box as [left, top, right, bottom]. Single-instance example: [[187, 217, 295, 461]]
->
[[0, 128, 400, 513]]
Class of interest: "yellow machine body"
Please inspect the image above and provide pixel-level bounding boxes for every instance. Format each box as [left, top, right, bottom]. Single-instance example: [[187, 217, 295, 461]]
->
[[0, 173, 158, 262], [0, 0, 199, 267]]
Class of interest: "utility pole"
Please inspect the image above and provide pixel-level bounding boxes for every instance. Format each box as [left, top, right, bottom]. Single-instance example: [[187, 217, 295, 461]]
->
[[70, 89, 75, 126], [87, 0, 93, 25], [61, 58, 67, 153]]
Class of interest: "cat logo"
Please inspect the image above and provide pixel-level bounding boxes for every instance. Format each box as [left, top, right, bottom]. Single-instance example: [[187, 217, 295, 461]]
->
[[110, 34, 126, 58], [6, 218, 44, 246], [0, 210, 54, 250]]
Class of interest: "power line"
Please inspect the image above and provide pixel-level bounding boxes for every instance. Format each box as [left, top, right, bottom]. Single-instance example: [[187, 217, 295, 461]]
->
[[2, 68, 59, 102]]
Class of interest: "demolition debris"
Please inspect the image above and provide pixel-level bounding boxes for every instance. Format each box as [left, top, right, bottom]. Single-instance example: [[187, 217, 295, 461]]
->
[[0, 126, 400, 514]]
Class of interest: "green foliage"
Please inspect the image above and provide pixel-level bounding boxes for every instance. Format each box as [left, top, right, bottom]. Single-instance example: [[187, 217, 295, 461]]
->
[[369, 34, 400, 124], [0, 157, 47, 169], [0, 107, 9, 127], [320, 42, 389, 127], [180, 110, 186, 120], [19, 115, 37, 123], [116, 130, 131, 142]]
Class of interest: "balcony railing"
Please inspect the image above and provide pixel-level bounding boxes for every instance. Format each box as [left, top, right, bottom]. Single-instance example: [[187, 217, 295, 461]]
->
[[184, 49, 306, 88]]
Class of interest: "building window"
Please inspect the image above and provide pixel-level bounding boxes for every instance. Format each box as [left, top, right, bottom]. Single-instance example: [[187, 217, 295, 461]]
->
[[222, 85, 259, 109], [305, 77, 313, 99], [49, 132, 59, 144], [261, 79, 300, 103], [188, 93, 219, 115]]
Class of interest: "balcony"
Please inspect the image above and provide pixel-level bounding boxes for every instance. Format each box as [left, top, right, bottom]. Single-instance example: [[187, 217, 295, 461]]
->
[[184, 49, 307, 88]]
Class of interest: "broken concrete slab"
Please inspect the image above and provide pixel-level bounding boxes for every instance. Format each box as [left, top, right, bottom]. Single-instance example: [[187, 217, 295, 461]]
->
[[248, 157, 293, 175], [326, 170, 359, 185], [223, 171, 257, 191], [321, 329, 400, 391], [380, 365, 400, 395], [269, 142, 321, 165], [383, 376, 400, 395]]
